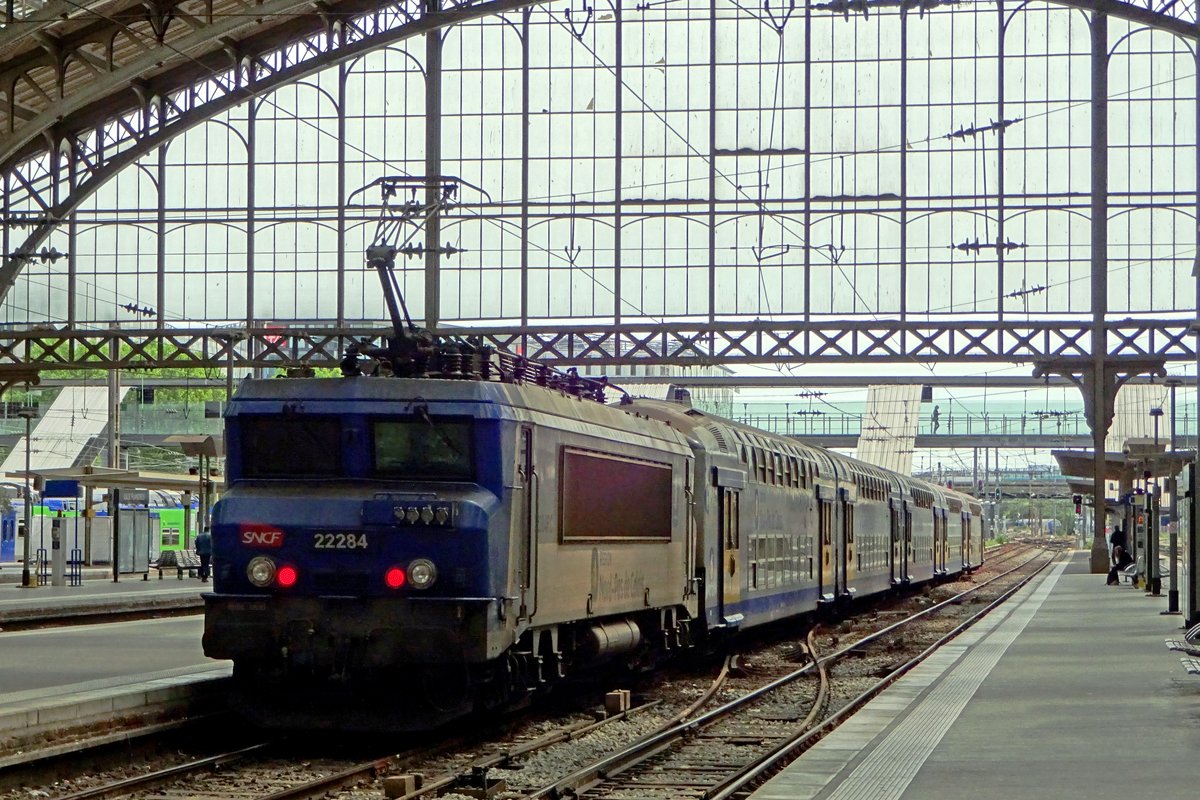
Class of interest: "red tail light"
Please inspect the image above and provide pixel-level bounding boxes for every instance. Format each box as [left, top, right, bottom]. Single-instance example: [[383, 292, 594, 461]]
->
[[276, 565, 298, 588], [385, 566, 406, 589]]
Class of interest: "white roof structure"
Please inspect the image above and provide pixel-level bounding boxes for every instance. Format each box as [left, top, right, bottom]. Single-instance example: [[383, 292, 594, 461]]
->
[[854, 385, 923, 476], [1, 386, 129, 473]]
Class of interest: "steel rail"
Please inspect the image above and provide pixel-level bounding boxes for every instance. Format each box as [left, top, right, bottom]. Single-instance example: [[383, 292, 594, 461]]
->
[[256, 756, 397, 800], [54, 743, 272, 800], [392, 699, 668, 800]]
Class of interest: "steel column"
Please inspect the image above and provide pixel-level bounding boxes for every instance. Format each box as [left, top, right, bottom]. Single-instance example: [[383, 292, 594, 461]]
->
[[337, 62, 348, 327], [613, 3, 623, 331], [899, 9, 908, 320], [156, 137, 166, 327], [247, 103, 258, 331], [707, 0, 717, 327], [996, 1, 1007, 322], [520, 10, 531, 352], [423, 0, 443, 329], [1090, 11, 1110, 574]]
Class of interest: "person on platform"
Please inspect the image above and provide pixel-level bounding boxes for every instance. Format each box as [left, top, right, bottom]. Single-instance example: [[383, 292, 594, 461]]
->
[[1110, 525, 1128, 558], [195, 529, 212, 582], [1107, 544, 1133, 585]]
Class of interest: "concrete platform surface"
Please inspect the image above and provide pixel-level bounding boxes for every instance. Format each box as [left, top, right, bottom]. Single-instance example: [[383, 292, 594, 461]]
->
[[0, 566, 205, 623], [0, 615, 229, 756], [751, 551, 1200, 800]]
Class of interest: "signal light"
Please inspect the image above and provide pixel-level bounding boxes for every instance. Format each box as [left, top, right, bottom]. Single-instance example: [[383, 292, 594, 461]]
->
[[1073, 494, 1082, 514], [276, 565, 298, 588], [385, 566, 406, 589]]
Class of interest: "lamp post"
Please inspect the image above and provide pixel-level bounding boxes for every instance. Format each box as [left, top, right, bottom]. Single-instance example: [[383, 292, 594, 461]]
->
[[16, 407, 36, 588]]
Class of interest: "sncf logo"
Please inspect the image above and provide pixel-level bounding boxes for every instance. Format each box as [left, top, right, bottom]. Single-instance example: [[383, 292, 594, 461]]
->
[[240, 528, 285, 547]]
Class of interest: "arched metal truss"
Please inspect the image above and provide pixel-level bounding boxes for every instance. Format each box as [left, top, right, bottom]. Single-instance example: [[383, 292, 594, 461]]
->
[[1, 0, 1199, 372]]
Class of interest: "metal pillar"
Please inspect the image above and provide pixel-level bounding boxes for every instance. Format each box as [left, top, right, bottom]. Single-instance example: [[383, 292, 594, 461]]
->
[[423, 0, 443, 330], [18, 406, 35, 588], [1147, 487, 1161, 596], [1089, 11, 1109, 575], [111, 487, 121, 583], [182, 490, 193, 551], [107, 336, 120, 469], [1167, 378, 1181, 613]]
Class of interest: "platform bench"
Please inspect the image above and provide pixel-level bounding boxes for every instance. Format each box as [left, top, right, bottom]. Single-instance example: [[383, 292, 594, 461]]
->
[[151, 549, 201, 579], [1165, 623, 1200, 656]]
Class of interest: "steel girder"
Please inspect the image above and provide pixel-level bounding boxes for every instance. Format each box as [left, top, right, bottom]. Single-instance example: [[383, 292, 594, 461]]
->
[[0, 0, 1196, 303], [0, 0, 545, 300], [0, 0, 1197, 372], [0, 318, 1193, 376]]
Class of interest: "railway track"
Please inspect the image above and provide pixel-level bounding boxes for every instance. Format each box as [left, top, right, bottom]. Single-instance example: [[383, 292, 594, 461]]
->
[[9, 696, 664, 800], [514, 549, 1055, 799], [7, 547, 1054, 800]]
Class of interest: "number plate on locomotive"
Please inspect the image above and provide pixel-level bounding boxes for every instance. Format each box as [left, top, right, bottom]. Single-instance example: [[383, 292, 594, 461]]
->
[[313, 532, 369, 550]]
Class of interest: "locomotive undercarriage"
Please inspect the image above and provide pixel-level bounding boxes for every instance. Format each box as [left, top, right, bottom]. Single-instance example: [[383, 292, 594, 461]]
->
[[208, 593, 698, 730], [478, 606, 700, 711]]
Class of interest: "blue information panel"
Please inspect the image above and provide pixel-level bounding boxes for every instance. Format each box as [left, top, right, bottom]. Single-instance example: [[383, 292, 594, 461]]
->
[[42, 479, 80, 498]]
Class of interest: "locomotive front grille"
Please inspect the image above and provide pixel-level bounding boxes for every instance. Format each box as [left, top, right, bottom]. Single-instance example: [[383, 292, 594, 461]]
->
[[313, 571, 371, 594]]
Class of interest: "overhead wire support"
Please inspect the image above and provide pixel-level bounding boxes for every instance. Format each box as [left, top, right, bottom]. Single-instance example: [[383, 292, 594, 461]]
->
[[810, 0, 961, 19], [1004, 284, 1047, 299], [951, 238, 1027, 255], [944, 117, 1023, 141], [121, 303, 156, 318]]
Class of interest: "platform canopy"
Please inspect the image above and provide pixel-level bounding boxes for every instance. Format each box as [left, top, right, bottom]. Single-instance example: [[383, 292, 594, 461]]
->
[[18, 466, 225, 493], [1053, 448, 1194, 487]]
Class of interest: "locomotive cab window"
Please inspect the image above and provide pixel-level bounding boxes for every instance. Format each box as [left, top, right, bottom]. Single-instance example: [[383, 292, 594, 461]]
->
[[240, 415, 343, 477], [372, 418, 474, 480]]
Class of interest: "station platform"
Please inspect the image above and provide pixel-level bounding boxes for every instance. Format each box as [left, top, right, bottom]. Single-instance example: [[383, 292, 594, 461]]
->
[[751, 551, 1200, 800], [0, 562, 204, 624]]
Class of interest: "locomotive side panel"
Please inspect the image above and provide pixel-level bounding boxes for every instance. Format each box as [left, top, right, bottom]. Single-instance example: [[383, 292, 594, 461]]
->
[[529, 426, 692, 627]]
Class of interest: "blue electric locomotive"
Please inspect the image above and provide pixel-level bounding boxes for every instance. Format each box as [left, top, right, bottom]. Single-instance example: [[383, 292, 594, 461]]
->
[[203, 356, 985, 731], [203, 356, 703, 730]]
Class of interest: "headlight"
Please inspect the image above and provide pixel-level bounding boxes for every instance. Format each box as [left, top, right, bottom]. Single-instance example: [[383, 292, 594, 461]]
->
[[247, 556, 276, 587], [408, 558, 437, 590]]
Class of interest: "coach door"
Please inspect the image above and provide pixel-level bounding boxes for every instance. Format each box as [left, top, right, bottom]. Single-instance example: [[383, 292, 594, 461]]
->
[[903, 503, 914, 584], [719, 487, 742, 614], [841, 487, 856, 597], [890, 497, 903, 586], [960, 512, 969, 570], [818, 486, 835, 602], [515, 426, 536, 620], [933, 509, 945, 575]]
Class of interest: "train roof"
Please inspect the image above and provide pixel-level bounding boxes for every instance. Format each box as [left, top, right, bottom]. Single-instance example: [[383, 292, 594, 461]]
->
[[230, 377, 691, 449], [622, 398, 978, 505]]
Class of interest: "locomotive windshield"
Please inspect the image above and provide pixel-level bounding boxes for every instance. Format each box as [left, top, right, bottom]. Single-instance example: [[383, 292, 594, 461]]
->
[[372, 418, 474, 480], [240, 415, 342, 478]]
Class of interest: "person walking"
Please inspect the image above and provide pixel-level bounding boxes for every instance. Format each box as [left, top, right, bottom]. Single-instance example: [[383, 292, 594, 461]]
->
[[195, 529, 212, 582], [1110, 525, 1128, 558]]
